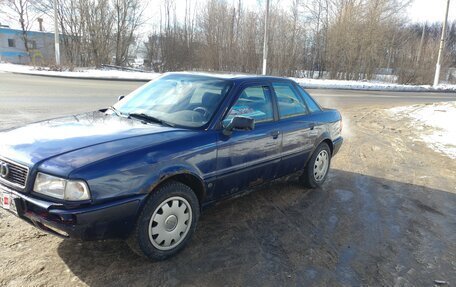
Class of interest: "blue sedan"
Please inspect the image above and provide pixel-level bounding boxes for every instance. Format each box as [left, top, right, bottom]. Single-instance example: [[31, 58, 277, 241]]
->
[[0, 73, 343, 260]]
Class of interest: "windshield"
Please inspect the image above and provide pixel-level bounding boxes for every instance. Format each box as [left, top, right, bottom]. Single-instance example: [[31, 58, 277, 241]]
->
[[113, 74, 232, 128]]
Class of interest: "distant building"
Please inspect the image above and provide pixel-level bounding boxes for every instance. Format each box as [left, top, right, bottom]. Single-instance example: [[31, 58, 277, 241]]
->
[[0, 24, 57, 64]]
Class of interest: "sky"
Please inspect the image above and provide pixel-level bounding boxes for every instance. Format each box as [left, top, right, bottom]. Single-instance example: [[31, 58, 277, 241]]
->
[[408, 0, 455, 23], [172, 0, 456, 22], [1, 0, 455, 32], [143, 0, 456, 27]]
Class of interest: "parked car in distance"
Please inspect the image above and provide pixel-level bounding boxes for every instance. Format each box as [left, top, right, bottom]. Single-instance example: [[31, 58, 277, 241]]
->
[[0, 73, 343, 260]]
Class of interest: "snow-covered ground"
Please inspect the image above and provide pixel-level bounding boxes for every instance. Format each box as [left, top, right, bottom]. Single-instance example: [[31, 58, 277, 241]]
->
[[1, 63, 456, 92], [291, 78, 456, 92], [0, 63, 160, 81], [388, 102, 456, 159]]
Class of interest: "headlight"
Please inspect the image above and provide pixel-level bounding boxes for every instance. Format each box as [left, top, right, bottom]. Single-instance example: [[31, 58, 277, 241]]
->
[[34, 172, 91, 201]]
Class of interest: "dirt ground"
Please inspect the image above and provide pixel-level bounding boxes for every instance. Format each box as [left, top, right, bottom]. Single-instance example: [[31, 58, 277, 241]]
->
[[0, 104, 455, 287]]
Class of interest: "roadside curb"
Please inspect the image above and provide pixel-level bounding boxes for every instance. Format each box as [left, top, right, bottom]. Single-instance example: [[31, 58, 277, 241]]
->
[[3, 70, 456, 93], [8, 71, 151, 82], [298, 85, 456, 93]]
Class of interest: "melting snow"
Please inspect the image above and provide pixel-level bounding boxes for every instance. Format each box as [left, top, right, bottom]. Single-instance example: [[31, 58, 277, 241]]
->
[[389, 102, 456, 159]]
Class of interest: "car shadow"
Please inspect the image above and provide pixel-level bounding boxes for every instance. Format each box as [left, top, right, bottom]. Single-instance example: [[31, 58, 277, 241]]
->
[[57, 169, 456, 286]]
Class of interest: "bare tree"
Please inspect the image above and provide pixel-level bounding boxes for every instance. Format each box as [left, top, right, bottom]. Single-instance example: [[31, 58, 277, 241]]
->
[[112, 0, 144, 66]]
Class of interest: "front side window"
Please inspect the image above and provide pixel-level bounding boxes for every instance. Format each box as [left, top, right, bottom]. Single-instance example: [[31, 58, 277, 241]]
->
[[113, 74, 232, 128], [8, 39, 15, 47], [224, 86, 274, 126], [273, 82, 308, 119]]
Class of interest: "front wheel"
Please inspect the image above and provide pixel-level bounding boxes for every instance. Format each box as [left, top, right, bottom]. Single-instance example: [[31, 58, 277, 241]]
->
[[301, 142, 331, 188], [127, 181, 200, 261]]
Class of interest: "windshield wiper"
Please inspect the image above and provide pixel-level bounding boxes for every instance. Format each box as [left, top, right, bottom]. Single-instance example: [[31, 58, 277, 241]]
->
[[108, 106, 126, 117], [128, 113, 174, 127]]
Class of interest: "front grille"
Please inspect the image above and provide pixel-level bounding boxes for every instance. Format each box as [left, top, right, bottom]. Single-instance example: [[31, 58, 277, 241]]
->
[[0, 157, 29, 188]]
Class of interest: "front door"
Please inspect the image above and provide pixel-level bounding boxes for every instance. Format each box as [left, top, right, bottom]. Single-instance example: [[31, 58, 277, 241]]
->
[[214, 84, 282, 198]]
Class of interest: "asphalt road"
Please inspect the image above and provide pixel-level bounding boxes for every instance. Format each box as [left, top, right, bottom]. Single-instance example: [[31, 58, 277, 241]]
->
[[1, 72, 455, 129]]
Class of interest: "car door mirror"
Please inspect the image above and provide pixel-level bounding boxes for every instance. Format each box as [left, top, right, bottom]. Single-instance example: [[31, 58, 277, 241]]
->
[[223, 116, 255, 136], [118, 95, 125, 102]]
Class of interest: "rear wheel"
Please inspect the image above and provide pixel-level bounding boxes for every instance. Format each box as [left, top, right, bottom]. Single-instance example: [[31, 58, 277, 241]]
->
[[127, 181, 199, 261], [301, 142, 331, 188]]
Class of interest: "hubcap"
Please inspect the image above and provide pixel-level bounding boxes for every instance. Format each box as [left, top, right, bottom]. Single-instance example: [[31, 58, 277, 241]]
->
[[165, 215, 178, 231], [314, 150, 329, 182], [148, 196, 192, 251]]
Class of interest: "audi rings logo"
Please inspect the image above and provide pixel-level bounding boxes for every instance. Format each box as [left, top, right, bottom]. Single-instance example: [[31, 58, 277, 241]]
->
[[0, 161, 9, 178]]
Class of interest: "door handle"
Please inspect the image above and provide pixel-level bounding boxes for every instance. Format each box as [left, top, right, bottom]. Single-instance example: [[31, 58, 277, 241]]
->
[[271, 130, 280, 139]]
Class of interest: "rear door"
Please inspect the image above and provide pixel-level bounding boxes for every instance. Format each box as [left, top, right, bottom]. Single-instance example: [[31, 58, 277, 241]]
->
[[214, 83, 282, 198], [272, 81, 319, 177]]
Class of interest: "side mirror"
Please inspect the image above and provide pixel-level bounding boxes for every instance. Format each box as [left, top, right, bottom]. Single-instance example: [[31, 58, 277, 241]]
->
[[223, 116, 255, 136], [118, 95, 125, 102]]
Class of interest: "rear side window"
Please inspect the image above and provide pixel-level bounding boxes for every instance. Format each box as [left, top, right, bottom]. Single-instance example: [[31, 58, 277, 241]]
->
[[273, 82, 308, 119], [296, 85, 321, 113]]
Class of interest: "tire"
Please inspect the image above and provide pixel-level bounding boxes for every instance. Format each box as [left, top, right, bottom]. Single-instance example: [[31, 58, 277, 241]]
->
[[301, 142, 331, 188], [127, 180, 200, 261]]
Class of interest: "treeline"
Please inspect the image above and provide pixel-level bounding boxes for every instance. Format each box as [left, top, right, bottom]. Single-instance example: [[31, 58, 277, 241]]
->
[[3, 0, 456, 84], [145, 0, 456, 84], [34, 0, 144, 67]]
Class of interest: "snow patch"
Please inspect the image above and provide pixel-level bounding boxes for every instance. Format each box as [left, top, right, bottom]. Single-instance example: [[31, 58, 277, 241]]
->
[[0, 63, 160, 81], [291, 77, 456, 92], [388, 103, 456, 159]]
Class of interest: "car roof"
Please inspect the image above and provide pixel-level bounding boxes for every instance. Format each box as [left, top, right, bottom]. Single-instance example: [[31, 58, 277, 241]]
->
[[165, 71, 294, 84]]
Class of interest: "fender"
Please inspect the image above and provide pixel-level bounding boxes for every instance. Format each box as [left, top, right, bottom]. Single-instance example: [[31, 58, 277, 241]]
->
[[142, 160, 207, 201]]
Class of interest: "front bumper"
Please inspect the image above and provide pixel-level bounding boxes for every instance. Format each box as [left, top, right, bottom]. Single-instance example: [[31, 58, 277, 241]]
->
[[1, 185, 146, 240]]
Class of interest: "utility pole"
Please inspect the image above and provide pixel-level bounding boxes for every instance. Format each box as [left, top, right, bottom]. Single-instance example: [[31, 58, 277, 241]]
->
[[53, 0, 60, 65], [262, 0, 269, 75], [433, 0, 450, 87]]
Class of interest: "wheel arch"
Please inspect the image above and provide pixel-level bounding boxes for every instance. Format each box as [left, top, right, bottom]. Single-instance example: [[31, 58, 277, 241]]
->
[[321, 138, 334, 155], [313, 131, 334, 156], [146, 167, 207, 207]]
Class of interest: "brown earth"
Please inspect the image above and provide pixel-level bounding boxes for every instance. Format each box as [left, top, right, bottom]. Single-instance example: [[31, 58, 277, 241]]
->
[[0, 104, 455, 287]]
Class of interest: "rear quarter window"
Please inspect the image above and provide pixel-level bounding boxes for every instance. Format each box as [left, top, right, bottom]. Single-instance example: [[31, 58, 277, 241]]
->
[[296, 85, 321, 113]]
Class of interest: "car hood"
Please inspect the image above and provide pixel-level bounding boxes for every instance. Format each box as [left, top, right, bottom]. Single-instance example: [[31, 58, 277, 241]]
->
[[0, 111, 185, 167]]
